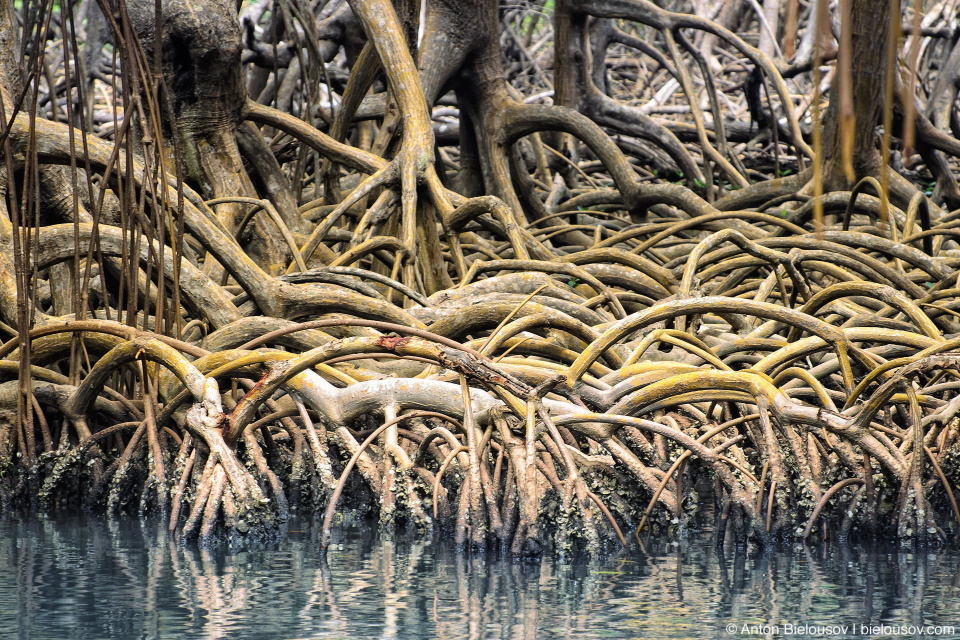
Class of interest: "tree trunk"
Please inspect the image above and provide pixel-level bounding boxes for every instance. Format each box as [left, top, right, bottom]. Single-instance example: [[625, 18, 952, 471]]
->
[[821, 0, 894, 190], [127, 0, 297, 273]]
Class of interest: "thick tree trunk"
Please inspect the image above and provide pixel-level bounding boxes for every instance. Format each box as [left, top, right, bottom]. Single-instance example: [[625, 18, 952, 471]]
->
[[127, 0, 296, 273], [821, 0, 894, 190]]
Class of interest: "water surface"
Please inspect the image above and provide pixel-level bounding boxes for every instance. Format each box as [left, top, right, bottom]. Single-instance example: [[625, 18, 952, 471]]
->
[[0, 515, 958, 639]]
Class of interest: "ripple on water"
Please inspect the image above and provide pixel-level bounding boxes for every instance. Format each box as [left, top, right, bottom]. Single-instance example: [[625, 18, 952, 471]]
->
[[0, 515, 958, 640]]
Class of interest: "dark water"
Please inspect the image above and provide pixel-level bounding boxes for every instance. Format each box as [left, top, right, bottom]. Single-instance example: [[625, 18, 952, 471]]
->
[[1, 515, 959, 640]]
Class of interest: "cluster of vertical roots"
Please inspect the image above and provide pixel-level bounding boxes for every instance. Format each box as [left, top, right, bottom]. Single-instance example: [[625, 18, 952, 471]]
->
[[2, 0, 960, 555], [7, 211, 960, 552]]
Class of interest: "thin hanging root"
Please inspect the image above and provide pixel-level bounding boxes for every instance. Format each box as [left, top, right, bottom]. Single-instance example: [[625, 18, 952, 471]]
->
[[586, 490, 626, 546], [636, 452, 687, 541], [434, 446, 468, 520], [756, 461, 770, 513], [765, 480, 777, 533], [802, 478, 865, 540]]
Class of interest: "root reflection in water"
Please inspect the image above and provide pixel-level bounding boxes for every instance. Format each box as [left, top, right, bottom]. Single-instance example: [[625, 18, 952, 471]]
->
[[0, 515, 958, 639]]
